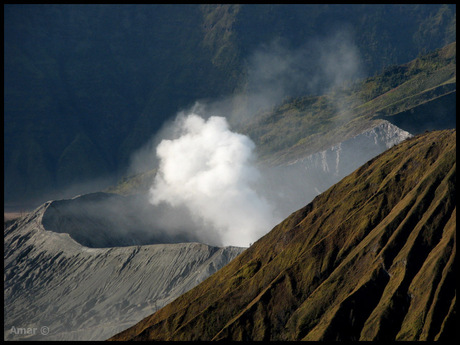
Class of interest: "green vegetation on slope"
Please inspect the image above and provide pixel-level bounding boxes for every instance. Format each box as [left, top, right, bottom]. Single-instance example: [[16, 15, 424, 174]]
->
[[239, 42, 456, 165], [109, 129, 456, 341]]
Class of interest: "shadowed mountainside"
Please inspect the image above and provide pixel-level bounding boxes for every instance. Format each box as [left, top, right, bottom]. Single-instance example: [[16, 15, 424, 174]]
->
[[5, 4, 456, 206], [110, 129, 455, 341]]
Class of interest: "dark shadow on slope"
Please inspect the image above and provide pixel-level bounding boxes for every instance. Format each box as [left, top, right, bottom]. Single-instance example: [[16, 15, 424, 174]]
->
[[378, 91, 456, 135]]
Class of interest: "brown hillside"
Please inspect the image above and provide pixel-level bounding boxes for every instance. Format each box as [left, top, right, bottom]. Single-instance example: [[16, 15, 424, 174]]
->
[[109, 129, 456, 341]]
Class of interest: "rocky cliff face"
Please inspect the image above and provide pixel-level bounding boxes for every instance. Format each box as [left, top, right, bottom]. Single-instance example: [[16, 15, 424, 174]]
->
[[3, 202, 244, 340], [109, 129, 455, 341], [293, 120, 412, 188], [261, 120, 412, 218], [297, 120, 412, 176]]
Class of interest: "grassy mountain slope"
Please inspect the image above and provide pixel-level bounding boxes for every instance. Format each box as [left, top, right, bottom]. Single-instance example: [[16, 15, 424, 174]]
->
[[240, 42, 456, 165], [109, 129, 455, 341]]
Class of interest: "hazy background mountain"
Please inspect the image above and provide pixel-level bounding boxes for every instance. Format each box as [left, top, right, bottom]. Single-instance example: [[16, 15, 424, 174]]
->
[[4, 4, 456, 207]]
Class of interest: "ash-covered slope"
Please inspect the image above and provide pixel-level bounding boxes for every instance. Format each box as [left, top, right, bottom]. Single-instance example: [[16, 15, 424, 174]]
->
[[3, 200, 244, 340], [110, 129, 455, 341]]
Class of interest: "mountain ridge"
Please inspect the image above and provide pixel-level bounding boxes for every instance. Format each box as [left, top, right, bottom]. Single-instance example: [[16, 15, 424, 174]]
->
[[109, 129, 455, 341]]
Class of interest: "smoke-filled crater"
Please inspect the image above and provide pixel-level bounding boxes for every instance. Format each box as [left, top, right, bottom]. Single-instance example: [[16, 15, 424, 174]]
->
[[41, 192, 208, 248]]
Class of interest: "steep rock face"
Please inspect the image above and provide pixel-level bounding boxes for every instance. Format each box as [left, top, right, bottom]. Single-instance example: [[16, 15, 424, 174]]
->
[[291, 120, 411, 181], [110, 129, 455, 341], [3, 204, 244, 340], [261, 120, 412, 218]]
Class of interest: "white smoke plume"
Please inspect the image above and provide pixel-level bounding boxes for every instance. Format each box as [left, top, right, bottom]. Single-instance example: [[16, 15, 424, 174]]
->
[[127, 28, 365, 248], [197, 29, 364, 127], [149, 113, 279, 247]]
